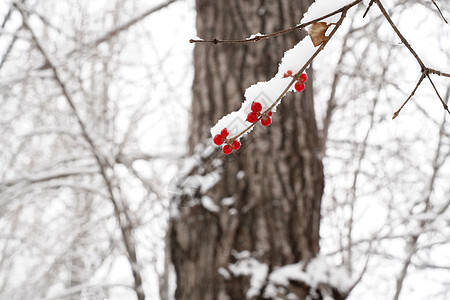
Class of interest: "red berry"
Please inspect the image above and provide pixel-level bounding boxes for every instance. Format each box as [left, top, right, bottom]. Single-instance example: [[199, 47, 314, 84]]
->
[[247, 112, 259, 123], [295, 82, 305, 92], [299, 73, 308, 82], [261, 116, 272, 127], [220, 128, 229, 138], [251, 102, 262, 113], [213, 134, 224, 145], [283, 70, 293, 78], [268, 111, 272, 117], [222, 145, 233, 154], [231, 140, 241, 150]]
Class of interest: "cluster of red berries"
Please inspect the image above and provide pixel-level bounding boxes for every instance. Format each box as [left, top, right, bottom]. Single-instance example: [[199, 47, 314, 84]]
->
[[283, 70, 308, 92], [213, 128, 241, 154], [213, 71, 308, 155], [246, 101, 273, 126]]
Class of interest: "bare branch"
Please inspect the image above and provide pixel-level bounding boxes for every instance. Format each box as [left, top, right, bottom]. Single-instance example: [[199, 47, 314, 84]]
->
[[0, 6, 13, 30], [374, 0, 426, 70], [425, 72, 450, 113], [36, 283, 135, 300], [0, 24, 23, 71], [1, 167, 99, 188], [374, 0, 450, 116], [344, 253, 371, 297], [430, 0, 448, 24], [21, 0, 180, 71], [392, 237, 417, 300], [84, 0, 179, 49], [392, 73, 426, 119], [427, 68, 450, 78], [190, 0, 363, 44], [362, 0, 375, 18], [16, 5, 148, 299]]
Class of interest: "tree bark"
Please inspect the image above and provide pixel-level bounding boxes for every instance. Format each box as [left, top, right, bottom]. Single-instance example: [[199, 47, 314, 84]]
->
[[170, 0, 334, 299]]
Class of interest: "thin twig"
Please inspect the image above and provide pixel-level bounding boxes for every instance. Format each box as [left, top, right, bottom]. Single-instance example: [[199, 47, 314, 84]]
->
[[88, 0, 179, 48], [344, 252, 371, 297], [0, 7, 13, 30], [0, 24, 23, 71], [374, 0, 426, 70], [427, 68, 450, 79], [190, 0, 363, 44], [430, 0, 448, 24], [392, 73, 426, 119], [425, 72, 450, 113], [363, 0, 375, 18], [38, 0, 179, 70], [15, 6, 103, 165]]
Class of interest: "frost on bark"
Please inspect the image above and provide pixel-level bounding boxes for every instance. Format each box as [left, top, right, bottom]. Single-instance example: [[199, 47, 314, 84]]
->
[[169, 0, 338, 299]]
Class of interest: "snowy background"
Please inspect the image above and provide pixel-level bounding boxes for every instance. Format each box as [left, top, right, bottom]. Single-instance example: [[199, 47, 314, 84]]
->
[[0, 0, 449, 299]]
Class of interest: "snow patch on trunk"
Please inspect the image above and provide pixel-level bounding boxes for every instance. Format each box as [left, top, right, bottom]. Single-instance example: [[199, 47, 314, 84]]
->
[[264, 256, 352, 298], [201, 196, 220, 212], [228, 251, 269, 299]]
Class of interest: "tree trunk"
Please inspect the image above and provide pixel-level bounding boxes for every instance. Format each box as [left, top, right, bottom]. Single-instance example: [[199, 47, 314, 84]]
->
[[169, 0, 337, 299]]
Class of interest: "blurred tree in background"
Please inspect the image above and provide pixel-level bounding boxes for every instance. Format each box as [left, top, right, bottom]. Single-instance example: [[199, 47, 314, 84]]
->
[[169, 0, 328, 299]]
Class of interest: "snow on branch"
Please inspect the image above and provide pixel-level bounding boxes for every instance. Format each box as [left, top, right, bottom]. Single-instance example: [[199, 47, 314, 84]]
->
[[192, 0, 450, 155], [207, 0, 360, 155]]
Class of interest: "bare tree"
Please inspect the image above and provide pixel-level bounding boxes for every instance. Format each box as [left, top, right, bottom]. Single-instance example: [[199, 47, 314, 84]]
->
[[0, 0, 185, 299]]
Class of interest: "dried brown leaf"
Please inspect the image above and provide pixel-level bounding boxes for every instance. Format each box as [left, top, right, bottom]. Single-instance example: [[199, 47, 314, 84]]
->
[[309, 22, 331, 47]]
